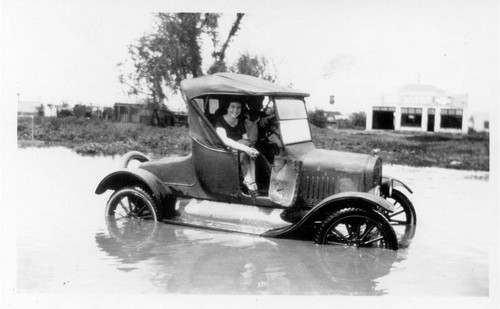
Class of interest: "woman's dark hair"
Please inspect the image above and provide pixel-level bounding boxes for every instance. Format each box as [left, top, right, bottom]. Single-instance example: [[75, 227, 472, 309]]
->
[[214, 95, 264, 118], [219, 99, 244, 116]]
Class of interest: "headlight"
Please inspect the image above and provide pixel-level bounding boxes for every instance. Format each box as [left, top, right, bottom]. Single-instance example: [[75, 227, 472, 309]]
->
[[381, 177, 393, 197]]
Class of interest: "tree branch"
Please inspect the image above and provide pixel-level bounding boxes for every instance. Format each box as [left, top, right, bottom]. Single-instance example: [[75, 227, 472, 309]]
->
[[217, 13, 244, 62]]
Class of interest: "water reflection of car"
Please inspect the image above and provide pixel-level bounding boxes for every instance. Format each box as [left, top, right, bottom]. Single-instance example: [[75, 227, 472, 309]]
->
[[95, 73, 417, 250], [95, 218, 403, 295], [94, 217, 162, 265]]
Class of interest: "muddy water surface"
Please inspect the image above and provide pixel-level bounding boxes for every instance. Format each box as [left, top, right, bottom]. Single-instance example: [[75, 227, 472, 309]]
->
[[4, 147, 494, 298]]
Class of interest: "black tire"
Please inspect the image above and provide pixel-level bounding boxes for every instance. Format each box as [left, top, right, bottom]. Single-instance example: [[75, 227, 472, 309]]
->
[[382, 189, 417, 248], [384, 189, 417, 226], [105, 186, 161, 222], [121, 151, 150, 168], [315, 207, 399, 250]]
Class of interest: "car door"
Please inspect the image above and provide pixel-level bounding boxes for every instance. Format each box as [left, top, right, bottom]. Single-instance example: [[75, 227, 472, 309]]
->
[[267, 97, 310, 206], [189, 97, 241, 199], [192, 139, 241, 198], [268, 156, 302, 206]]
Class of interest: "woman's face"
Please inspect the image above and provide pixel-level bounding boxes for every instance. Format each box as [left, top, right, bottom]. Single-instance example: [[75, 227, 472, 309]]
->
[[227, 102, 242, 119]]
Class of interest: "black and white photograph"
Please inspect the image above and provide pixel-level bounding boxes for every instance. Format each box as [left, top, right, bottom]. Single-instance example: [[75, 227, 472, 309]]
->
[[1, 0, 498, 308]]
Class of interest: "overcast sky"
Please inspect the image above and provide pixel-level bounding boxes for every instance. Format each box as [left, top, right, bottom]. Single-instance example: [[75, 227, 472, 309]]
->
[[1, 0, 498, 114]]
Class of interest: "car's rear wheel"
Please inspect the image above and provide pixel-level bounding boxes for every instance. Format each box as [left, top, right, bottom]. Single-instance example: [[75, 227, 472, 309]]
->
[[105, 186, 161, 222], [315, 207, 398, 250]]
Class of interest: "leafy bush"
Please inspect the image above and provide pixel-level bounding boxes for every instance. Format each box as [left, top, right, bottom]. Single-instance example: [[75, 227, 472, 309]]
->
[[29, 117, 192, 157], [57, 109, 73, 117], [308, 109, 327, 128], [348, 112, 366, 129]]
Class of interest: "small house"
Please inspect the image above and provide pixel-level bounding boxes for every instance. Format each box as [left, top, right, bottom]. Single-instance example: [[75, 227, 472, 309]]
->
[[18, 100, 57, 117], [469, 111, 489, 133]]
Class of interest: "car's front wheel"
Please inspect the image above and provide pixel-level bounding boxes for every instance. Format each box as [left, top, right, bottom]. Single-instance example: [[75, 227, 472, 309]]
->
[[382, 189, 417, 247], [315, 207, 398, 250], [105, 186, 161, 222], [383, 189, 417, 225]]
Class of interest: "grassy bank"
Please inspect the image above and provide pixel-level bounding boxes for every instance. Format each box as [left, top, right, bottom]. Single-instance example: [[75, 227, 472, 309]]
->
[[17, 117, 191, 158], [18, 117, 489, 171], [311, 127, 489, 171]]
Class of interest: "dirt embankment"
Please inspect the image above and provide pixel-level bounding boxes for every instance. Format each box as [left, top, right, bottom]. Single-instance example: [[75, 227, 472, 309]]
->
[[17, 117, 489, 171], [312, 128, 489, 171]]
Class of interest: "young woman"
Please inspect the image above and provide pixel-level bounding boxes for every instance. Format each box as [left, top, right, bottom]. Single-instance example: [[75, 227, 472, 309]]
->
[[215, 101, 260, 197]]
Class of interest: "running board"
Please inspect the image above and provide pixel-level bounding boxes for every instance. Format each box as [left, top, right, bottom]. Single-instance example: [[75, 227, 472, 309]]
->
[[162, 198, 292, 236]]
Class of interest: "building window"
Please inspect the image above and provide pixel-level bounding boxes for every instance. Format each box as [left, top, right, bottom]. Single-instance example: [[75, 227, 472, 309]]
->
[[373, 106, 396, 111], [440, 109, 463, 129], [484, 121, 489, 129], [401, 107, 422, 127]]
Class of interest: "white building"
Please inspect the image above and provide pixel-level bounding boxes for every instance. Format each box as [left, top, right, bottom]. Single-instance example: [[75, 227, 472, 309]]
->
[[366, 84, 468, 133], [18, 100, 58, 117], [468, 111, 489, 133]]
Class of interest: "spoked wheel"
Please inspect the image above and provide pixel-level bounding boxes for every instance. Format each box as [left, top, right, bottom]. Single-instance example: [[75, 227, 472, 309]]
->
[[383, 189, 417, 247], [105, 186, 161, 222], [121, 151, 150, 168], [315, 207, 398, 250], [383, 189, 417, 226]]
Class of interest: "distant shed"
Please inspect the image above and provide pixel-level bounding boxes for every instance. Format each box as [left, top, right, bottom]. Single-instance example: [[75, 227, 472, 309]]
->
[[114, 102, 152, 124]]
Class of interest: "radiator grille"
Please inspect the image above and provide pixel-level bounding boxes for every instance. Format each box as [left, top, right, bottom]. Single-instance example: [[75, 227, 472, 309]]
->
[[301, 175, 335, 205]]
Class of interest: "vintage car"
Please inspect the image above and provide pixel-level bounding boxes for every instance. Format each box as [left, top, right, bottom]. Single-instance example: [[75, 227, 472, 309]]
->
[[96, 73, 417, 250]]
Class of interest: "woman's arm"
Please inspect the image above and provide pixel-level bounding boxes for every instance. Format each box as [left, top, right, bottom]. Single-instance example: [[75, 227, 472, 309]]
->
[[216, 128, 259, 157]]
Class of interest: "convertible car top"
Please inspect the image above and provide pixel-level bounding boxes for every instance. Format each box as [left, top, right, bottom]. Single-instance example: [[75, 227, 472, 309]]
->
[[180, 72, 310, 100]]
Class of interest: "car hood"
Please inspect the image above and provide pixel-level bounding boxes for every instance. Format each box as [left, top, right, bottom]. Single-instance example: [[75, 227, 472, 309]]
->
[[302, 149, 378, 174], [299, 149, 382, 202]]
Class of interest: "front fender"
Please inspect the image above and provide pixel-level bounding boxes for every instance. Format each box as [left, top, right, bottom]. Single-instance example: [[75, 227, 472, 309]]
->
[[313, 191, 395, 212], [262, 191, 394, 238], [95, 168, 172, 205], [381, 176, 413, 197]]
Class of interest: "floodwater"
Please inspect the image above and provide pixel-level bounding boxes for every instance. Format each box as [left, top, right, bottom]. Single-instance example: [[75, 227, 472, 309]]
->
[[3, 147, 496, 301]]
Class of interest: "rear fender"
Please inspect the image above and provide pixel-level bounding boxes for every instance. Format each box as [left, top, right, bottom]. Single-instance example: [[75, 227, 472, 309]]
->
[[262, 191, 394, 238], [381, 176, 413, 197], [95, 168, 172, 205]]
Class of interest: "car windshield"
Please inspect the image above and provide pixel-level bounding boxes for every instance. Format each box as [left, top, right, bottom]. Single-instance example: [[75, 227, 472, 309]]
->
[[275, 98, 312, 145]]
